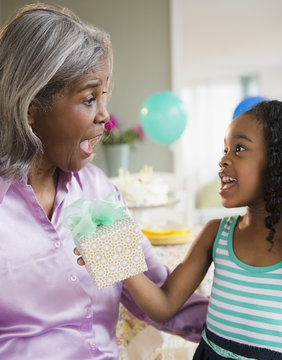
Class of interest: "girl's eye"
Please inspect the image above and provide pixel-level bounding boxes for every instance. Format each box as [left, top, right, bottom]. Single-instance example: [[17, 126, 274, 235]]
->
[[84, 96, 96, 106], [235, 144, 246, 153], [223, 148, 228, 155]]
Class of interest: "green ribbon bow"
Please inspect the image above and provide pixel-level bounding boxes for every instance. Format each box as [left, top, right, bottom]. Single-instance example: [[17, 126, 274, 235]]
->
[[61, 192, 129, 252]]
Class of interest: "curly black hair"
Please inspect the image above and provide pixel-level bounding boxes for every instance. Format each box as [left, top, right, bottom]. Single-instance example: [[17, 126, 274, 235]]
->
[[245, 100, 282, 245]]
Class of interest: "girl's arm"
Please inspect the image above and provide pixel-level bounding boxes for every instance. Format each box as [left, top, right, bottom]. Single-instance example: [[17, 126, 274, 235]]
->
[[124, 218, 220, 323]]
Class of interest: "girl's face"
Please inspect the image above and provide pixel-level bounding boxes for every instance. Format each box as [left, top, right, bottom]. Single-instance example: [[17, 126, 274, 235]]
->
[[29, 59, 109, 173], [218, 114, 267, 209]]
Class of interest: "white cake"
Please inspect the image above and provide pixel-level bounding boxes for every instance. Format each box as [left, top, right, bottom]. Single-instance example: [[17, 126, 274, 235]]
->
[[113, 167, 169, 207]]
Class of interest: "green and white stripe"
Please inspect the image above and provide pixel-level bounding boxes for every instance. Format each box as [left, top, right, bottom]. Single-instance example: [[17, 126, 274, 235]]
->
[[206, 216, 282, 353]]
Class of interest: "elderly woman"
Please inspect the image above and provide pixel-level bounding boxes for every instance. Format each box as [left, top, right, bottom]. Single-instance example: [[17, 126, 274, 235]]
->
[[0, 4, 208, 359]]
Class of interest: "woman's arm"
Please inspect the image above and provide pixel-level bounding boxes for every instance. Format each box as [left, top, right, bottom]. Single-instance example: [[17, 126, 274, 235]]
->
[[124, 219, 220, 323]]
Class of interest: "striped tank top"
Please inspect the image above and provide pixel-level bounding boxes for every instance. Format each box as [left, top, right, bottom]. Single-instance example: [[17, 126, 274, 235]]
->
[[206, 216, 282, 354]]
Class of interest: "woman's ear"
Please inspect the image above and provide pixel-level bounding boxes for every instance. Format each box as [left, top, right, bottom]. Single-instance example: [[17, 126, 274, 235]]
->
[[27, 103, 37, 126]]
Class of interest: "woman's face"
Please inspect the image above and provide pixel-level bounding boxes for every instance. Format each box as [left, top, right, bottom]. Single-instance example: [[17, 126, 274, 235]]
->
[[29, 58, 109, 173]]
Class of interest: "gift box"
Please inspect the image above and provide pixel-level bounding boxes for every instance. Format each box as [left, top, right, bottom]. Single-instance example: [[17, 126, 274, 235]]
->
[[61, 192, 148, 289], [79, 217, 147, 288]]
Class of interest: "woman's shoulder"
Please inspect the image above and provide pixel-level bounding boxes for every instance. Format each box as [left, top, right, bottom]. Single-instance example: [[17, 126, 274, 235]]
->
[[76, 163, 116, 197], [79, 162, 108, 180]]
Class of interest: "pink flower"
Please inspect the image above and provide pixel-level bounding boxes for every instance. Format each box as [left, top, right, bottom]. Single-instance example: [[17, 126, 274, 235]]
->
[[132, 124, 145, 141], [105, 114, 119, 131]]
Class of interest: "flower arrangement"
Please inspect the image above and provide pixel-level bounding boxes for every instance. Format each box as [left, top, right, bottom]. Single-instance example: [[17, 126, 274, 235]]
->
[[102, 114, 145, 149]]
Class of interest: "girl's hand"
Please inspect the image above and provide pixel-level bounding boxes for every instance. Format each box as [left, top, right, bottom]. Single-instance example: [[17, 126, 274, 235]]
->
[[73, 248, 85, 266]]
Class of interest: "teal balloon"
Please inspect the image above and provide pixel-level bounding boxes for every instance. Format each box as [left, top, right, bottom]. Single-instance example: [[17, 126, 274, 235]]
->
[[140, 91, 187, 144]]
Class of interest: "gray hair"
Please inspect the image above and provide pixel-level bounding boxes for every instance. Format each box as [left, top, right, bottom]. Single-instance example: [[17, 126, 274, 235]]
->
[[0, 3, 113, 180]]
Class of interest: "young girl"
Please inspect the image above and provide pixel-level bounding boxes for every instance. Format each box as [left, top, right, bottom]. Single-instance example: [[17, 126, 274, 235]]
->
[[125, 100, 282, 359]]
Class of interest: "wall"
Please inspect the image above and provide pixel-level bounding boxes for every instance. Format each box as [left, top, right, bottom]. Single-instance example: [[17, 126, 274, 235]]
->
[[171, 0, 282, 179], [170, 0, 282, 224], [178, 0, 282, 84], [1, 0, 173, 174]]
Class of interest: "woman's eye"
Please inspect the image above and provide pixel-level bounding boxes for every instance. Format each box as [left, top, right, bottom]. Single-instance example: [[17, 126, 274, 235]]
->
[[235, 144, 245, 153], [223, 148, 228, 155], [84, 96, 96, 106], [102, 91, 108, 102]]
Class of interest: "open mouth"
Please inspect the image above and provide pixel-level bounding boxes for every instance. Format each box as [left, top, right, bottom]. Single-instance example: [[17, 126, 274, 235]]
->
[[80, 140, 91, 155], [80, 134, 104, 156], [222, 175, 237, 185], [219, 172, 237, 193]]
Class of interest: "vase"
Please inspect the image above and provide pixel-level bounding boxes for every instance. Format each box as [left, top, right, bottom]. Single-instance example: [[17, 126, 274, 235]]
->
[[103, 143, 130, 177]]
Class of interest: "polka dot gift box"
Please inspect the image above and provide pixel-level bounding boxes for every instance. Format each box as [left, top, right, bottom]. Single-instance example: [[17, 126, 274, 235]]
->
[[61, 192, 148, 289]]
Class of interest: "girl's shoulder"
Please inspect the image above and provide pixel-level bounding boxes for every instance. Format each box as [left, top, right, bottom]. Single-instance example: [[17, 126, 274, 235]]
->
[[194, 218, 222, 254], [204, 218, 222, 229], [201, 218, 222, 239], [203, 216, 239, 236]]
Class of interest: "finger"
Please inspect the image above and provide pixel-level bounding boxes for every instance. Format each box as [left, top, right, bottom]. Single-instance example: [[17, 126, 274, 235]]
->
[[73, 247, 80, 256], [77, 257, 85, 266]]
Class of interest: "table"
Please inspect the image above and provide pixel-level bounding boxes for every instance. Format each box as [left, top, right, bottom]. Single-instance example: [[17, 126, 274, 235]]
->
[[117, 240, 213, 360]]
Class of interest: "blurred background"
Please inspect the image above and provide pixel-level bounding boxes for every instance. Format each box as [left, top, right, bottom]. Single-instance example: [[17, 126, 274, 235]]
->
[[2, 0, 282, 224]]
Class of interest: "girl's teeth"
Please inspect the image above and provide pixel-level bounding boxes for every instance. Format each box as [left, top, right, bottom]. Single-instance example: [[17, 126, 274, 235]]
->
[[222, 176, 236, 183]]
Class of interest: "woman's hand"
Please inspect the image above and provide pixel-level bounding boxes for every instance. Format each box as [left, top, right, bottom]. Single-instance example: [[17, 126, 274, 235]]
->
[[73, 248, 85, 266]]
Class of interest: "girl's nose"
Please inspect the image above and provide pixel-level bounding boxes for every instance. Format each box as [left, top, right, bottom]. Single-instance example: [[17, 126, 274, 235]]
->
[[219, 153, 232, 168]]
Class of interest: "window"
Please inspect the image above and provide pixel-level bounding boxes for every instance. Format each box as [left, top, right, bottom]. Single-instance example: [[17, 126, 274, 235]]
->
[[178, 79, 242, 189]]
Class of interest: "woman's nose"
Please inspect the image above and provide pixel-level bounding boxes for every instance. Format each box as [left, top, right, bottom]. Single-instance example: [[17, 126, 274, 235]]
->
[[94, 100, 109, 125]]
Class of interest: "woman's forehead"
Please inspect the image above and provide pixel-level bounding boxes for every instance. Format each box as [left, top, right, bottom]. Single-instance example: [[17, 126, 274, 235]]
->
[[67, 60, 109, 93]]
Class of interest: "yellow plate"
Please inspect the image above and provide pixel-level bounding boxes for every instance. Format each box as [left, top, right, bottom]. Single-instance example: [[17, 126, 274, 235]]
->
[[141, 228, 192, 245]]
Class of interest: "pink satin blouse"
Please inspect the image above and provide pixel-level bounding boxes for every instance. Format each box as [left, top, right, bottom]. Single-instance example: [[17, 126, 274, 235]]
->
[[0, 163, 208, 359]]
